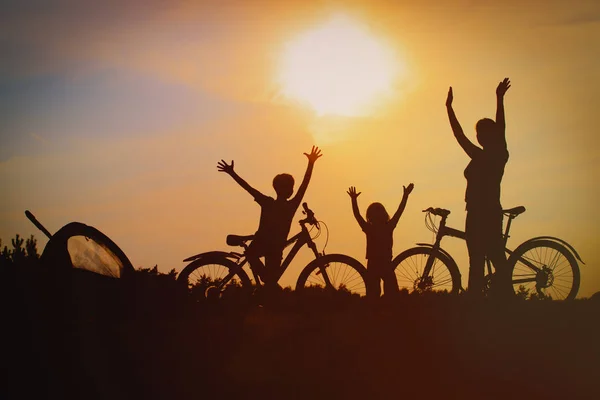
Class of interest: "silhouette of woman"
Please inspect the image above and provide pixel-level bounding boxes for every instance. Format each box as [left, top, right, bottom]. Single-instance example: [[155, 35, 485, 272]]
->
[[347, 184, 414, 298], [446, 78, 512, 297]]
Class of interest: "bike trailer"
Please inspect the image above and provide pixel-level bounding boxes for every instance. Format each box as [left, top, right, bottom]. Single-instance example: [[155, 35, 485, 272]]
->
[[26, 211, 134, 279], [42, 222, 134, 278]]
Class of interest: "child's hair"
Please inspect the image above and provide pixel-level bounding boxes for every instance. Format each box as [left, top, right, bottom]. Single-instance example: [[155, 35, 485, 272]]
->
[[273, 173, 294, 199], [366, 202, 390, 224]]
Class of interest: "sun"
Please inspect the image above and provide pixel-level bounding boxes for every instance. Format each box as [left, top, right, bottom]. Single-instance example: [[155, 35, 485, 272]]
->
[[278, 15, 400, 117]]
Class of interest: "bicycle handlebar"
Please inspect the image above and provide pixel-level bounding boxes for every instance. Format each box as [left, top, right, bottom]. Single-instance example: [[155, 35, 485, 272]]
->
[[423, 207, 451, 218], [301, 202, 319, 227]]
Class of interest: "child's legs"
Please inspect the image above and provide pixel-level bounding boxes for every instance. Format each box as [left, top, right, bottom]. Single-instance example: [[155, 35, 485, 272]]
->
[[263, 252, 283, 287], [246, 241, 264, 274], [366, 260, 383, 297], [381, 261, 399, 296], [369, 259, 398, 297], [247, 238, 283, 288]]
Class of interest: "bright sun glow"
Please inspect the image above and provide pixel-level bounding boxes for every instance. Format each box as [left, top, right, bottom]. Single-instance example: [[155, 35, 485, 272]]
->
[[279, 15, 400, 117]]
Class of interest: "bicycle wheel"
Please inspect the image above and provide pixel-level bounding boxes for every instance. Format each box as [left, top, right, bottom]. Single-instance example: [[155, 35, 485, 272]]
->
[[296, 254, 370, 297], [508, 239, 580, 300], [392, 247, 461, 294], [177, 254, 252, 297]]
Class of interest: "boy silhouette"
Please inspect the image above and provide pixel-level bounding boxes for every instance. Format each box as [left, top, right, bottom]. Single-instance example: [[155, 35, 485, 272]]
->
[[217, 146, 322, 288]]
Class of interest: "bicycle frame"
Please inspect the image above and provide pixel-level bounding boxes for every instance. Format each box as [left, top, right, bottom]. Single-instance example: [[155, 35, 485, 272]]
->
[[220, 219, 323, 288], [421, 210, 523, 285], [408, 206, 583, 298]]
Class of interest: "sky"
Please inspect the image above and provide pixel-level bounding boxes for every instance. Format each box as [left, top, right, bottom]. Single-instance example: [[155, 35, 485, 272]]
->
[[1, 0, 599, 297]]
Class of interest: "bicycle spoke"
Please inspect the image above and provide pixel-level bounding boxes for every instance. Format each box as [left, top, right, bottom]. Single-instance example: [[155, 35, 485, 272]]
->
[[300, 257, 367, 295], [395, 266, 416, 283], [431, 277, 453, 289], [339, 263, 350, 286], [393, 249, 457, 294], [510, 240, 579, 300]]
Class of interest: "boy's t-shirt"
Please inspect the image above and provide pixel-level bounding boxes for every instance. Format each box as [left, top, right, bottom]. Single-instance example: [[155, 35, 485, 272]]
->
[[362, 220, 397, 261], [252, 193, 298, 255]]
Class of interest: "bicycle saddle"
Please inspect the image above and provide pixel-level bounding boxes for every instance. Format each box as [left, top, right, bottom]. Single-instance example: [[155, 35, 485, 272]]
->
[[502, 206, 526, 216], [226, 234, 255, 247]]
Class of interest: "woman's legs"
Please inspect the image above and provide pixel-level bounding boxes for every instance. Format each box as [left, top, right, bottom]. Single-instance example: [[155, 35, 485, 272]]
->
[[466, 211, 486, 296], [484, 212, 511, 297], [466, 209, 510, 297]]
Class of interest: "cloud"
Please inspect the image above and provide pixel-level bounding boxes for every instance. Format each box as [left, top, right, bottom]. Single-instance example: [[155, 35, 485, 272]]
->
[[0, 68, 246, 161]]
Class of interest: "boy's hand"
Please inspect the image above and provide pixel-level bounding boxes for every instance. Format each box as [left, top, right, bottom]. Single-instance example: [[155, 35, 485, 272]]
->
[[403, 183, 414, 196], [217, 160, 235, 175], [446, 87, 453, 107], [304, 146, 323, 163], [347, 186, 361, 199], [496, 78, 511, 98]]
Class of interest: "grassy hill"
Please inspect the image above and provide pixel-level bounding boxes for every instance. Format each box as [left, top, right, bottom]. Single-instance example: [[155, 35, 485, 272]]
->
[[2, 264, 599, 399]]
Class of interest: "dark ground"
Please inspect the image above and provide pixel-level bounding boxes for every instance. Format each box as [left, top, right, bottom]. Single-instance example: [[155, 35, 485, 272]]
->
[[2, 265, 599, 400]]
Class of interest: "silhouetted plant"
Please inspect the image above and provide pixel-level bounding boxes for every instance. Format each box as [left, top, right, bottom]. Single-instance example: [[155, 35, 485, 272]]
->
[[0, 238, 10, 267], [135, 265, 178, 281], [11, 234, 25, 264], [25, 235, 39, 260], [0, 234, 40, 268], [186, 275, 246, 302], [514, 285, 552, 301], [515, 285, 530, 300], [529, 291, 552, 301]]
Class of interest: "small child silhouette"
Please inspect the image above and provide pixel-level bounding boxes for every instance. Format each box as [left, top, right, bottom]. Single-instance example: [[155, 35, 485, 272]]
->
[[347, 183, 414, 298], [217, 146, 322, 288]]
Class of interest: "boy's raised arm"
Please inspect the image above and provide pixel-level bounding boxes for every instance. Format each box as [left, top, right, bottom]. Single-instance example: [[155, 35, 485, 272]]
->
[[495, 78, 511, 150], [291, 146, 322, 207], [390, 183, 414, 227], [217, 159, 264, 200], [347, 186, 367, 231]]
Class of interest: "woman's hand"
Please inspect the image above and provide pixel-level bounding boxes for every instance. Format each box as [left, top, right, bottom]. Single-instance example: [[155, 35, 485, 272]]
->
[[496, 78, 511, 98], [403, 183, 414, 196], [446, 87, 453, 107], [347, 186, 361, 199]]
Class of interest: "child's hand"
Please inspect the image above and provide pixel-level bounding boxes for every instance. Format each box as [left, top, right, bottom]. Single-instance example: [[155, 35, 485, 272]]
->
[[217, 160, 235, 175], [304, 146, 323, 163], [347, 186, 361, 199], [403, 183, 414, 196]]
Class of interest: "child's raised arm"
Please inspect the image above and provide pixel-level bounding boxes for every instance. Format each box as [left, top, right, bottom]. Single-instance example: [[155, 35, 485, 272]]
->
[[217, 159, 264, 200], [290, 146, 322, 207], [347, 186, 367, 230], [390, 183, 414, 228], [495, 77, 511, 150]]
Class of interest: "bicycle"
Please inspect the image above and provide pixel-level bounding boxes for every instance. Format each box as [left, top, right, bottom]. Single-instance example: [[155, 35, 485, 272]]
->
[[177, 203, 371, 298], [393, 206, 584, 300]]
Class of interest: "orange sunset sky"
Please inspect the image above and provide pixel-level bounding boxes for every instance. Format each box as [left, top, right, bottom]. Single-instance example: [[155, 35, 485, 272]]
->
[[1, 0, 599, 297]]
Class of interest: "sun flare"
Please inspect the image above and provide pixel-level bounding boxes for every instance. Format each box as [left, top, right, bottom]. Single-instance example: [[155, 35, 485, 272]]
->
[[278, 15, 400, 117]]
